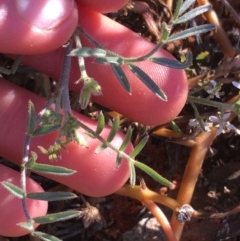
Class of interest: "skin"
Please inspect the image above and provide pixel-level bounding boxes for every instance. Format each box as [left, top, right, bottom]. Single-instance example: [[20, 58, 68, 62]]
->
[[0, 0, 188, 237]]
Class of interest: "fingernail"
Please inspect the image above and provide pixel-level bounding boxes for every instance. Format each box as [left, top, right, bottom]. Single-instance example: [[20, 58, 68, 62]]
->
[[15, 0, 74, 29]]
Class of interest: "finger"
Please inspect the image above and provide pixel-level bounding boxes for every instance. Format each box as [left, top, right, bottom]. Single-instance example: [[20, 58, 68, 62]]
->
[[0, 0, 78, 54], [77, 0, 128, 13], [0, 164, 48, 237], [0, 78, 132, 197], [20, 5, 188, 126]]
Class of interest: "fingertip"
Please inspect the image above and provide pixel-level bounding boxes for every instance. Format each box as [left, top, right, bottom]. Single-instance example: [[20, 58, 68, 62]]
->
[[0, 0, 78, 54], [77, 0, 128, 13], [0, 164, 48, 237]]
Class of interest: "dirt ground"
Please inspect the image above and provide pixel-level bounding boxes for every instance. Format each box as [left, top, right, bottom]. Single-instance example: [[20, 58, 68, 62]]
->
[[1, 0, 240, 240]]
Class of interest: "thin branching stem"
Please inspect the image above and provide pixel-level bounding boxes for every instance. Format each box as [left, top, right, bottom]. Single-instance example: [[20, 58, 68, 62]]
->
[[20, 98, 55, 222], [36, 97, 55, 124], [78, 25, 164, 62], [19, 42, 73, 224], [77, 120, 132, 160], [188, 95, 236, 111], [77, 26, 121, 58], [20, 136, 31, 220], [74, 30, 88, 80], [55, 41, 73, 119]]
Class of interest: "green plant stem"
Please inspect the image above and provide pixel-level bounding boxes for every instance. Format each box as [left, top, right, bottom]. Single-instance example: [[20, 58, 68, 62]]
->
[[77, 120, 174, 187], [74, 30, 88, 81], [78, 26, 121, 58], [55, 41, 73, 119], [20, 39, 74, 223], [188, 99, 208, 131], [173, 0, 183, 21], [20, 99, 55, 222], [36, 97, 55, 124], [77, 120, 123, 154], [124, 42, 164, 63], [21, 136, 31, 220], [188, 95, 235, 111], [78, 25, 164, 63]]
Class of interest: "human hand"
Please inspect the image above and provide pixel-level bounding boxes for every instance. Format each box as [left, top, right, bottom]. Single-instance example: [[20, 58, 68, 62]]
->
[[0, 0, 188, 237]]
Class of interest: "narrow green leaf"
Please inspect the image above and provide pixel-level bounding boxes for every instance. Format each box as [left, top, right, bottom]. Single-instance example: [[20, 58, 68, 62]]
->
[[69, 47, 107, 57], [27, 101, 36, 135], [134, 161, 174, 187], [31, 151, 38, 161], [95, 112, 105, 136], [128, 64, 167, 101], [25, 151, 38, 169], [95, 117, 120, 153], [173, 0, 183, 21], [27, 192, 77, 201], [33, 124, 61, 136], [119, 127, 132, 152], [161, 22, 171, 42], [150, 51, 192, 69], [166, 24, 215, 43], [29, 163, 76, 176], [170, 120, 183, 133], [179, 0, 196, 16], [38, 146, 49, 155], [95, 57, 124, 65], [33, 210, 80, 224], [129, 160, 136, 187], [18, 220, 34, 232], [95, 143, 108, 153], [175, 4, 212, 24], [2, 182, 24, 199], [110, 64, 131, 93], [33, 231, 62, 241], [75, 132, 88, 147], [107, 116, 120, 142], [129, 135, 149, 158], [116, 152, 123, 168]]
